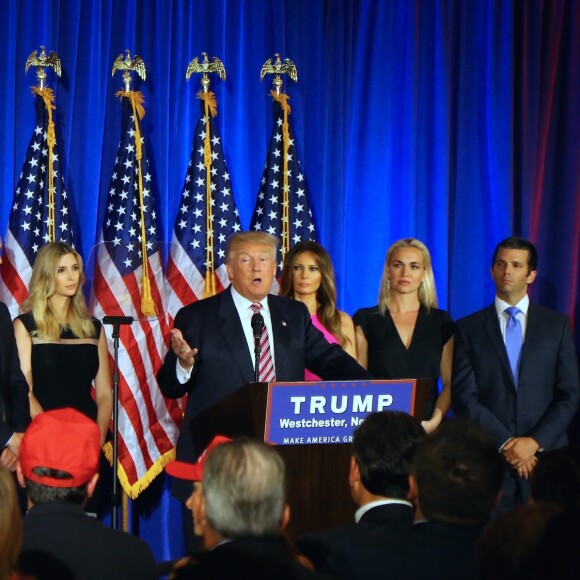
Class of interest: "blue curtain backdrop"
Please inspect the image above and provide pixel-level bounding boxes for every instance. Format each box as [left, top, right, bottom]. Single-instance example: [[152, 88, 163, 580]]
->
[[1, 0, 579, 562]]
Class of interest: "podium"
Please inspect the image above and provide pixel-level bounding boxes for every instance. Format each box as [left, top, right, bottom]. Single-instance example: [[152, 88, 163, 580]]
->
[[191, 379, 431, 539]]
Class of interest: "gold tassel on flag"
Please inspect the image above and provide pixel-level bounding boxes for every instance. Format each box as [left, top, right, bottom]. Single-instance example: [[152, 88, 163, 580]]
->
[[260, 54, 298, 262], [112, 48, 155, 317], [26, 47, 62, 243], [185, 53, 227, 298], [271, 91, 293, 257]]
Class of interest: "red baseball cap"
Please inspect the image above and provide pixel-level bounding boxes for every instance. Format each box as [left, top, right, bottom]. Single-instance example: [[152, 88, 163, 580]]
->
[[19, 408, 101, 488], [165, 435, 232, 481]]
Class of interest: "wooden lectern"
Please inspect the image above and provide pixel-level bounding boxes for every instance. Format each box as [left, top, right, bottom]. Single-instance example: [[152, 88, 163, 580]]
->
[[190, 379, 431, 539]]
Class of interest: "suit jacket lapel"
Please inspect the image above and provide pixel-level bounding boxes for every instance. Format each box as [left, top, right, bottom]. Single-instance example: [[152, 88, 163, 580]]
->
[[483, 304, 515, 386], [217, 288, 254, 381], [519, 301, 538, 369], [268, 296, 291, 380]]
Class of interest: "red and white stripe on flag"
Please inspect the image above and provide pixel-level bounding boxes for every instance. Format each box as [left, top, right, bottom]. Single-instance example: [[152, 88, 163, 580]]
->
[[90, 242, 183, 498], [165, 238, 230, 320]]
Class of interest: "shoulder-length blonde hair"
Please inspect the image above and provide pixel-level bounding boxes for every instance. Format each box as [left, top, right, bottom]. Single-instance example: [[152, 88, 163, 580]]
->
[[280, 241, 351, 348], [22, 241, 96, 340], [0, 466, 20, 580], [378, 238, 438, 315]]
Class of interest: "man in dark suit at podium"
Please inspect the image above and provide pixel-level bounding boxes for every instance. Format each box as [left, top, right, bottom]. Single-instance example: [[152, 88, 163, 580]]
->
[[297, 411, 424, 571], [158, 232, 371, 500], [452, 236, 580, 509]]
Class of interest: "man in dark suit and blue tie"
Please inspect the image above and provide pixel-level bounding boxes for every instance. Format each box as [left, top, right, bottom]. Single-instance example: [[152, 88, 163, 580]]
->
[[452, 236, 580, 509], [158, 232, 371, 499]]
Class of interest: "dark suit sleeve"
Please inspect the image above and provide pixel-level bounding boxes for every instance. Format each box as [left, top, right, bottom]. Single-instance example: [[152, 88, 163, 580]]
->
[[527, 316, 579, 450], [157, 306, 200, 399], [451, 320, 513, 448], [0, 303, 31, 446]]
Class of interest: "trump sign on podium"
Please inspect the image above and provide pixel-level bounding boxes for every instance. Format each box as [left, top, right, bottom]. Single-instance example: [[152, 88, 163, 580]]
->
[[264, 380, 419, 445]]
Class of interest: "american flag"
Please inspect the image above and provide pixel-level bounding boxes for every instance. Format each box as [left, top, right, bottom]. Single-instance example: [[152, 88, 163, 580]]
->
[[90, 92, 182, 498], [0, 90, 75, 318], [165, 93, 241, 318], [249, 93, 316, 275]]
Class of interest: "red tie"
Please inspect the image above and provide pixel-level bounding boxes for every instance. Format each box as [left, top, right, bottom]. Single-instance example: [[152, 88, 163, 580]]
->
[[250, 303, 276, 383]]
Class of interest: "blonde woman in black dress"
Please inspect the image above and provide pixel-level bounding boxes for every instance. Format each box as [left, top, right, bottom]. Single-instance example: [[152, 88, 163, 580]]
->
[[354, 238, 454, 433], [14, 242, 112, 444]]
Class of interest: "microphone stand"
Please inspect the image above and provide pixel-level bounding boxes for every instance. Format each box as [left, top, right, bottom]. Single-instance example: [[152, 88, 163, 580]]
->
[[102, 315, 134, 530]]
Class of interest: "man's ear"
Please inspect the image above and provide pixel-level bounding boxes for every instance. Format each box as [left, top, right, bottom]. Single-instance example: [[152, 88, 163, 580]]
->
[[407, 474, 418, 502], [279, 504, 291, 532], [16, 463, 26, 488], [348, 456, 360, 487], [86, 473, 100, 497], [526, 269, 537, 285]]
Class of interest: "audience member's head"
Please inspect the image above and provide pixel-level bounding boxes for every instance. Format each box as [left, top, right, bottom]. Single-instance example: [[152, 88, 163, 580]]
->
[[17, 408, 101, 506], [165, 435, 231, 539], [0, 466, 21, 580], [203, 438, 288, 539], [350, 411, 425, 504], [530, 446, 580, 510], [412, 418, 503, 525], [478, 504, 580, 580]]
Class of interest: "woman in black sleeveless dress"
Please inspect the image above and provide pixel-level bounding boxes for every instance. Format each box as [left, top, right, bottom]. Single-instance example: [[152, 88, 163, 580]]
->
[[14, 241, 112, 444], [354, 238, 454, 433]]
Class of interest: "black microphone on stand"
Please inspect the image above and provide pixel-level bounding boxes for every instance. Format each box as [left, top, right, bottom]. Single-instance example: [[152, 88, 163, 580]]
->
[[251, 311, 264, 383]]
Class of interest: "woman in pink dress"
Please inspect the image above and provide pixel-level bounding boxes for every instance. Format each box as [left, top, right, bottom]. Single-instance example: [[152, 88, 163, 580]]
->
[[280, 241, 356, 380]]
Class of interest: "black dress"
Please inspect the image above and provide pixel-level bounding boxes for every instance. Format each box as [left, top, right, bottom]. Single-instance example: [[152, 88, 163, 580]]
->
[[17, 312, 101, 421], [353, 304, 454, 420]]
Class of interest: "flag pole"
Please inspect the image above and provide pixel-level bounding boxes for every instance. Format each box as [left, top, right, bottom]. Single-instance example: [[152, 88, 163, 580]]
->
[[107, 50, 148, 530]]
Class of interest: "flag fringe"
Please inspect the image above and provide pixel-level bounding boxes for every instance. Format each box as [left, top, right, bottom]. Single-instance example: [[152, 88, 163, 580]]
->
[[103, 442, 176, 499]]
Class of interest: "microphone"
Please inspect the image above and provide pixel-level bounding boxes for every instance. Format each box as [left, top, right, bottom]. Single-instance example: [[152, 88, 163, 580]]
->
[[102, 316, 135, 325], [251, 312, 264, 343], [251, 312, 264, 383]]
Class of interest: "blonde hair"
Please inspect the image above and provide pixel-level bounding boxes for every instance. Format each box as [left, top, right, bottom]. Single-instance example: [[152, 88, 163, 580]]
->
[[378, 238, 438, 315], [226, 232, 279, 263], [23, 241, 96, 340], [280, 241, 351, 348], [0, 467, 21, 580]]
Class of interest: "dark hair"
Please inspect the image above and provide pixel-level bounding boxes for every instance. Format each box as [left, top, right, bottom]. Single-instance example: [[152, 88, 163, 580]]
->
[[25, 467, 87, 505], [352, 411, 425, 498], [414, 419, 503, 525], [479, 506, 580, 580], [279, 241, 350, 348], [530, 447, 580, 510], [478, 504, 562, 580], [492, 236, 538, 272]]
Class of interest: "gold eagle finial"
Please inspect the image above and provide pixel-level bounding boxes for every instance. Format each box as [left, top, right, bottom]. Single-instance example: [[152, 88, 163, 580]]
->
[[25, 46, 62, 90], [112, 50, 146, 92], [260, 53, 298, 94], [186, 52, 226, 93]]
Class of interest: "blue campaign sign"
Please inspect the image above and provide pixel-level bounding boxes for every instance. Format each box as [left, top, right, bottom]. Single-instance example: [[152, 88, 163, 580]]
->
[[264, 380, 417, 445]]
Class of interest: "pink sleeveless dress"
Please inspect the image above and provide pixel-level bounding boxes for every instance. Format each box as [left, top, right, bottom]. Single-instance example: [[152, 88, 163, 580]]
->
[[305, 314, 340, 381]]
